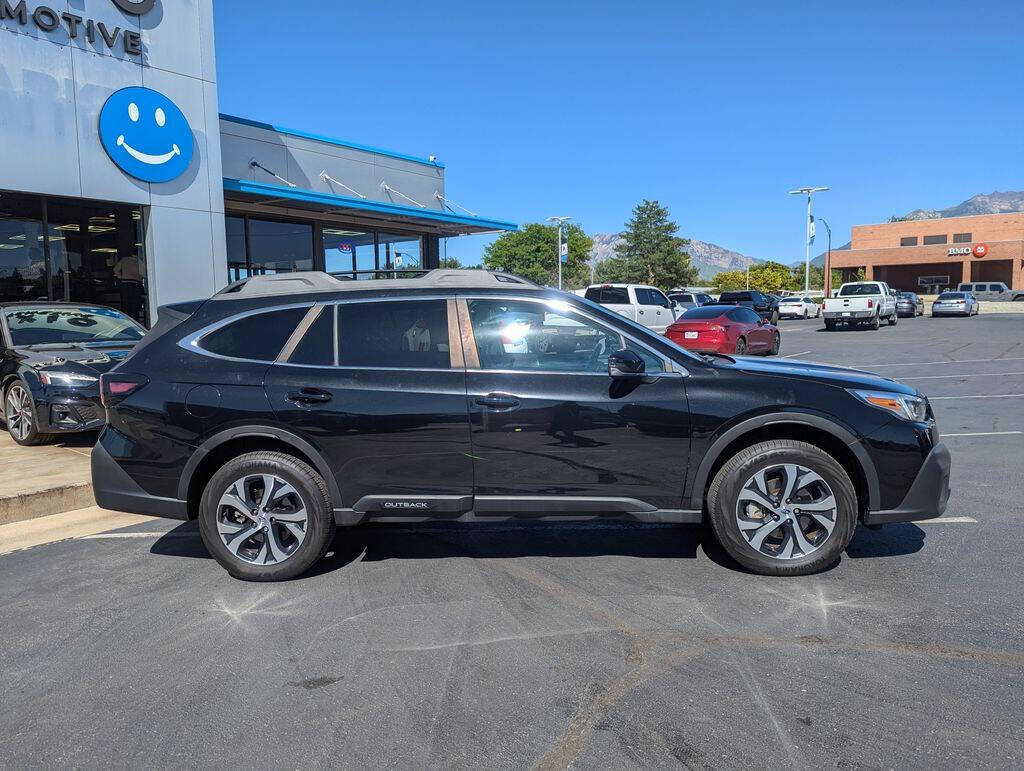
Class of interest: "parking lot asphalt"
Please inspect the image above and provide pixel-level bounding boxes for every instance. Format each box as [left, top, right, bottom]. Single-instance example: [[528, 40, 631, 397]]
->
[[1, 314, 1022, 769]]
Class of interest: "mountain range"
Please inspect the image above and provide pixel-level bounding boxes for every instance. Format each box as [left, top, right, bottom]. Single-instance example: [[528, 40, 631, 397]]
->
[[588, 190, 1024, 279]]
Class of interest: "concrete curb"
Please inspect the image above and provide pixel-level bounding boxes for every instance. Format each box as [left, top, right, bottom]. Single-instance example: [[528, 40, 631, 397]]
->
[[0, 482, 96, 527]]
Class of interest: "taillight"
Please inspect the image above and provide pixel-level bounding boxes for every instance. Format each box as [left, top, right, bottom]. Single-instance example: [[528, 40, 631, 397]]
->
[[867, 299, 874, 309], [100, 373, 149, 407]]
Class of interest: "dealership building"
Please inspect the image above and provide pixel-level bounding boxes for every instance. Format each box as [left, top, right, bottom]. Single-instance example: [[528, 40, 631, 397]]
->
[[0, 0, 515, 324], [831, 213, 1024, 294]]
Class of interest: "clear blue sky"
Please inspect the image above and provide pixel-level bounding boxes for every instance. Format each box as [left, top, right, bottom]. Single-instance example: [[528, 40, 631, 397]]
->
[[214, 0, 1024, 264]]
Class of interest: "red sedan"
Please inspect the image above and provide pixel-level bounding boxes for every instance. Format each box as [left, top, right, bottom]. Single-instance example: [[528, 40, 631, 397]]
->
[[666, 305, 781, 356]]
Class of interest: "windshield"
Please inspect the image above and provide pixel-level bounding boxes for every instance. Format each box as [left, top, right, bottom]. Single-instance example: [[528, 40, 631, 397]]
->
[[937, 293, 965, 300], [572, 294, 703, 362], [838, 284, 882, 296], [779, 298, 801, 304], [5, 306, 145, 346], [899, 293, 914, 299]]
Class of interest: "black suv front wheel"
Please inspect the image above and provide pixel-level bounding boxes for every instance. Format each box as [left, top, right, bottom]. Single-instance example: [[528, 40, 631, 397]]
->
[[198, 452, 336, 581], [706, 440, 858, 576]]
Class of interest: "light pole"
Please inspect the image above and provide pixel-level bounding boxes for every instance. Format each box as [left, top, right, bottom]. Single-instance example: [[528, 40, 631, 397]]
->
[[789, 186, 829, 292], [818, 217, 832, 296], [547, 216, 572, 290]]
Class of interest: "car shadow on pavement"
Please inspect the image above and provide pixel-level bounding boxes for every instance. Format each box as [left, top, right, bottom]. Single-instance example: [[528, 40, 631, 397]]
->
[[149, 519, 928, 577], [845, 522, 926, 559]]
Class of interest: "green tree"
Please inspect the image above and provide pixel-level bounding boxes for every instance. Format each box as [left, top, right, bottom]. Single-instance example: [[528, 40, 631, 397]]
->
[[595, 200, 697, 289], [712, 270, 748, 292], [483, 223, 592, 288], [746, 261, 795, 293], [438, 256, 463, 269], [888, 215, 912, 223]]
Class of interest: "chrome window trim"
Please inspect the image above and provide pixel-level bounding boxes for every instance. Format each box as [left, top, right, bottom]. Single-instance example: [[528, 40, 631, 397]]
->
[[178, 301, 316, 364], [458, 293, 688, 377]]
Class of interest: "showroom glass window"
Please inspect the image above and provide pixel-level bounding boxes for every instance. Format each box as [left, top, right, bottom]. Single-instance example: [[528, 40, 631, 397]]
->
[[322, 227, 375, 279], [378, 232, 422, 275], [0, 192, 147, 324], [225, 216, 314, 279]]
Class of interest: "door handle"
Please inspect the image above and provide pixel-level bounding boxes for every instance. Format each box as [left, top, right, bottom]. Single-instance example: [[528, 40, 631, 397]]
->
[[475, 393, 520, 410], [287, 388, 332, 405]]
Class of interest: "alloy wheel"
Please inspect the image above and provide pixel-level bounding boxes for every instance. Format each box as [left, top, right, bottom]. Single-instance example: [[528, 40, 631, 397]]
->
[[6, 385, 33, 442], [216, 474, 308, 565], [735, 463, 837, 560]]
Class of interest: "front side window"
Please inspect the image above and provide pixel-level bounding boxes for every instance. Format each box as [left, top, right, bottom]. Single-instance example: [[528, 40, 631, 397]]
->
[[338, 300, 451, 369], [199, 306, 308, 361], [468, 299, 662, 374], [737, 308, 762, 324], [5, 306, 145, 346]]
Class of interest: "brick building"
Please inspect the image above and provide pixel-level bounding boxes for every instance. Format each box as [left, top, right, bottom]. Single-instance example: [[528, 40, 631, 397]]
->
[[830, 212, 1024, 293]]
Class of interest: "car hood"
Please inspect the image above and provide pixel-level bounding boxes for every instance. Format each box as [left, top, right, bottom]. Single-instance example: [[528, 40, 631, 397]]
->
[[718, 355, 918, 396], [16, 342, 138, 375]]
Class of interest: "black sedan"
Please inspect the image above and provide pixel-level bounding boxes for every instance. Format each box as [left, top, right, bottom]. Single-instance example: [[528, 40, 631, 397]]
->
[[1, 303, 146, 445]]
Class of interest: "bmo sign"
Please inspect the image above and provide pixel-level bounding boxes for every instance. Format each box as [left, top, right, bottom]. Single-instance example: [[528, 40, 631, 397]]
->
[[948, 243, 989, 258]]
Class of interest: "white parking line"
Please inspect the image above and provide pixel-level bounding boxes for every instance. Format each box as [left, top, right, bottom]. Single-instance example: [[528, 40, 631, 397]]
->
[[917, 517, 977, 524], [942, 431, 1023, 437], [79, 532, 191, 540], [902, 372, 1024, 381], [930, 394, 1024, 400], [782, 351, 812, 359], [854, 356, 1024, 368]]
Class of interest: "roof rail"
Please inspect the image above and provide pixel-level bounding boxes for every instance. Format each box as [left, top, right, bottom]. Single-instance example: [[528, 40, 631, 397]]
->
[[215, 269, 537, 299]]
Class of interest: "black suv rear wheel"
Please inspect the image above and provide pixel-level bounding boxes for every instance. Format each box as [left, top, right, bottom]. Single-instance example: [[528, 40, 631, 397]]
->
[[706, 440, 857, 576], [198, 451, 336, 581]]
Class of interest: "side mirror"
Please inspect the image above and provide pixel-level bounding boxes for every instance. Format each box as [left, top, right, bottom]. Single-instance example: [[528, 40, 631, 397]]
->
[[608, 349, 646, 378]]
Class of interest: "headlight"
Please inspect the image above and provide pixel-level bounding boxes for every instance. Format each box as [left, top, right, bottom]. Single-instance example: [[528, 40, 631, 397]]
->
[[850, 389, 929, 422], [39, 371, 99, 387]]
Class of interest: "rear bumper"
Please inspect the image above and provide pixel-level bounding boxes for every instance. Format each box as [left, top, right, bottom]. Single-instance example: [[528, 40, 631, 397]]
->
[[863, 443, 951, 525], [91, 441, 189, 520], [824, 310, 874, 320]]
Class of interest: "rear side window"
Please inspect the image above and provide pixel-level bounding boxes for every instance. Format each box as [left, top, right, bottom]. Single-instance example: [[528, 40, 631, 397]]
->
[[199, 306, 307, 361], [338, 300, 451, 369], [289, 306, 335, 366], [584, 287, 630, 304]]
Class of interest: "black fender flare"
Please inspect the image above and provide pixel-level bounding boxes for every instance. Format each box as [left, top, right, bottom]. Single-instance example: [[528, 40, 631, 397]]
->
[[687, 412, 880, 511], [176, 425, 342, 506]]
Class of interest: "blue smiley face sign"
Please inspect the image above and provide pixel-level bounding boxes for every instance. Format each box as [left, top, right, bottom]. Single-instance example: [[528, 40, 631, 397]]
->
[[99, 87, 194, 183]]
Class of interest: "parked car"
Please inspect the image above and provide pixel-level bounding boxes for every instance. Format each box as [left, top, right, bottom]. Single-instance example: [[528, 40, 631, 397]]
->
[[777, 297, 821, 319], [667, 291, 714, 310], [932, 292, 980, 317], [716, 290, 780, 324], [823, 281, 898, 330], [1, 303, 146, 445], [666, 305, 780, 356], [957, 282, 1024, 302], [92, 269, 950, 581], [583, 284, 678, 332], [896, 292, 925, 317]]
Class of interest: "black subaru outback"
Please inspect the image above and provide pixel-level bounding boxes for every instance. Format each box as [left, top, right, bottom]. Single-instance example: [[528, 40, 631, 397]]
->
[[92, 270, 950, 581]]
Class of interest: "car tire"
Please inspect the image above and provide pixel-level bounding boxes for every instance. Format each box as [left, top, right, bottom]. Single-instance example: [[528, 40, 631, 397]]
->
[[735, 337, 747, 355], [769, 332, 781, 356], [198, 451, 336, 582], [869, 314, 880, 330], [706, 439, 858, 576], [824, 319, 836, 331], [4, 379, 50, 446], [771, 311, 780, 325], [888, 312, 898, 326]]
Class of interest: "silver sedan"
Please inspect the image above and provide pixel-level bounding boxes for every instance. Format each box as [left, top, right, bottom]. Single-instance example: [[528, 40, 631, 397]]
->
[[932, 292, 980, 317]]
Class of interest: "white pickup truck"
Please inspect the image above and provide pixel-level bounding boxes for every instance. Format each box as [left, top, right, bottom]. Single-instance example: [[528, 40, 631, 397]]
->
[[823, 281, 898, 330], [582, 284, 680, 333]]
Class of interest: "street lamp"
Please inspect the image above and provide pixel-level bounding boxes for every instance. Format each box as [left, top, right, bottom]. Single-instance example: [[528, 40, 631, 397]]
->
[[547, 216, 572, 290], [818, 217, 832, 297], [789, 186, 829, 292]]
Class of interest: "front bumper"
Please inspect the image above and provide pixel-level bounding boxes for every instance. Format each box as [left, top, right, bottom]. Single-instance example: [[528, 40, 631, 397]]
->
[[863, 443, 951, 525], [33, 392, 105, 434]]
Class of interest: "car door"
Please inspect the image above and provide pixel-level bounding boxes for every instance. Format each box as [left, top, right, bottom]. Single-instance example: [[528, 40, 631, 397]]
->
[[634, 287, 668, 331], [737, 307, 770, 350], [264, 298, 474, 516], [460, 296, 692, 515]]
